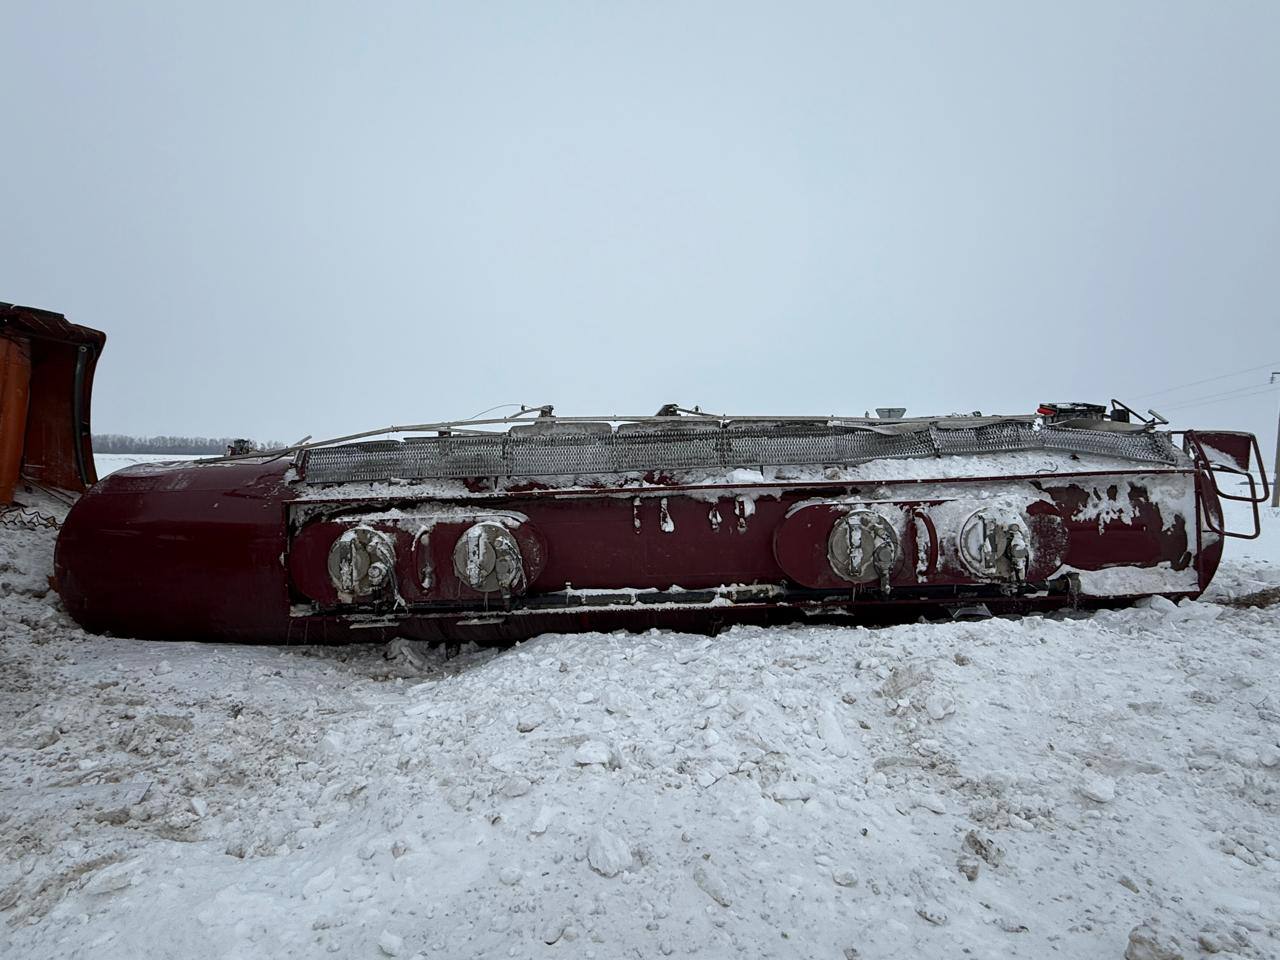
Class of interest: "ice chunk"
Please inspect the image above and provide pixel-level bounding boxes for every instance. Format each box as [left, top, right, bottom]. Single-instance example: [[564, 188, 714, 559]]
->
[[817, 708, 850, 757], [303, 867, 336, 899], [377, 930, 403, 956], [587, 827, 633, 877], [693, 864, 731, 906], [1079, 775, 1116, 803], [574, 740, 612, 766], [925, 693, 955, 721]]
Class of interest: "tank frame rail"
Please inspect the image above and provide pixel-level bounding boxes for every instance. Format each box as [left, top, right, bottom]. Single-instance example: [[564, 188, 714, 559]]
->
[[1182, 430, 1271, 540], [299, 420, 1182, 484]]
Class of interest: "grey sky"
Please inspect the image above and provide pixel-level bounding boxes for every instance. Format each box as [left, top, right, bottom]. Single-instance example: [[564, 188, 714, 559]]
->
[[3, 2, 1278, 452]]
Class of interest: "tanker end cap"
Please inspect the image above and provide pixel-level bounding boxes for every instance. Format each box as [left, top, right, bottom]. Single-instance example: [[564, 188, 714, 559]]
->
[[828, 511, 901, 592], [327, 527, 396, 603], [958, 510, 1032, 583], [453, 521, 526, 595]]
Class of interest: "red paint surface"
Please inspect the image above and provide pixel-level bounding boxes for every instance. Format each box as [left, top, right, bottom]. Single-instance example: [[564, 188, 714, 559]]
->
[[55, 457, 1226, 643]]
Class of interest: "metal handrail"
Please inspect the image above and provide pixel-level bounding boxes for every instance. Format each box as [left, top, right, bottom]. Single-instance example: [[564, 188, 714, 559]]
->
[[196, 411, 1044, 465], [1182, 431, 1270, 540]]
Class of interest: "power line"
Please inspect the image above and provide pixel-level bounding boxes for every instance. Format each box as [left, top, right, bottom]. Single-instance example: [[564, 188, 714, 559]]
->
[[1162, 384, 1278, 411], [1156, 379, 1280, 409], [1161, 383, 1280, 411], [1129, 360, 1280, 401]]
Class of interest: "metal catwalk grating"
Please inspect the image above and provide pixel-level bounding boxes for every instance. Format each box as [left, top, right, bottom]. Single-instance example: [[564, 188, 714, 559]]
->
[[299, 421, 1182, 484]]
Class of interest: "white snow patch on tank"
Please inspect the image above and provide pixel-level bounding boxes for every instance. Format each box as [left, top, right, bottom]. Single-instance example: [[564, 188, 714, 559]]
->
[[1049, 561, 1199, 597], [1070, 483, 1138, 532], [295, 451, 1187, 499], [1043, 474, 1196, 537]]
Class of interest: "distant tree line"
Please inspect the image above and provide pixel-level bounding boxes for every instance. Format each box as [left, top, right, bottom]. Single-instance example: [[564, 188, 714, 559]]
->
[[92, 434, 286, 454]]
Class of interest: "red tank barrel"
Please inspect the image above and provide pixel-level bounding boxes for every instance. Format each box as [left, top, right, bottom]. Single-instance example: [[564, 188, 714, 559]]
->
[[53, 411, 1269, 644]]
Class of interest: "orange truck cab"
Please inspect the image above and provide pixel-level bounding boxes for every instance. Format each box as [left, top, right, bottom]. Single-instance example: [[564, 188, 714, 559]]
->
[[0, 303, 105, 503]]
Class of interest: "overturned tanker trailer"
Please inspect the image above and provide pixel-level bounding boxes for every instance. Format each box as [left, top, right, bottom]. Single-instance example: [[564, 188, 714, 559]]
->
[[55, 403, 1269, 644]]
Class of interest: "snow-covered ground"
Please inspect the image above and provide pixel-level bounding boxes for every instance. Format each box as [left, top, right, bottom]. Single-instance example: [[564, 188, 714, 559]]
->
[[95, 453, 201, 476], [2, 488, 1278, 959]]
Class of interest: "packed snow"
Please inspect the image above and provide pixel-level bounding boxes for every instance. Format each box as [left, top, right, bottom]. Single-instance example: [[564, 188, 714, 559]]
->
[[95, 453, 201, 475], [2, 487, 1278, 959]]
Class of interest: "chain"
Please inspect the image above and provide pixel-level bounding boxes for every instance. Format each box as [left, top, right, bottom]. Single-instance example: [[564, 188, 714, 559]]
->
[[0, 505, 61, 529]]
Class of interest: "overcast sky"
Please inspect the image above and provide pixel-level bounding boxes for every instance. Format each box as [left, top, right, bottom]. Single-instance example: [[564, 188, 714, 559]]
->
[[3, 2, 1277, 453]]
